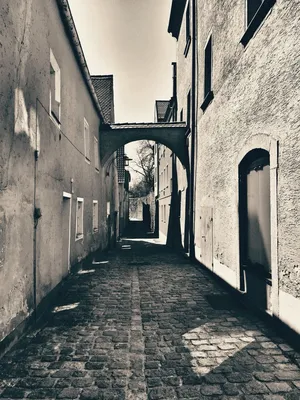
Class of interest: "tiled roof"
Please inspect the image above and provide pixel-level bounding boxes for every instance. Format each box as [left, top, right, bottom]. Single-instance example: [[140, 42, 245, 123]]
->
[[155, 100, 170, 122], [91, 75, 115, 124], [107, 122, 186, 130]]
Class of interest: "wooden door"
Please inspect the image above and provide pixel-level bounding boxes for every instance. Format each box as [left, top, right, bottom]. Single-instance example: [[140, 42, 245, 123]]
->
[[239, 150, 272, 311]]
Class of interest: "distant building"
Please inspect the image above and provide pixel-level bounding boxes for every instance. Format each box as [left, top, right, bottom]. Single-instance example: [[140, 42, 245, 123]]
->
[[92, 75, 130, 240]]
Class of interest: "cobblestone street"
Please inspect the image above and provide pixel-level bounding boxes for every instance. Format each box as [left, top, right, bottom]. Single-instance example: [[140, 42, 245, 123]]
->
[[1, 239, 300, 399]]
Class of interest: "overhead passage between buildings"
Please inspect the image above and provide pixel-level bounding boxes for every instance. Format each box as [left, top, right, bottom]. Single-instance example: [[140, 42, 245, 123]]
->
[[100, 122, 188, 168]]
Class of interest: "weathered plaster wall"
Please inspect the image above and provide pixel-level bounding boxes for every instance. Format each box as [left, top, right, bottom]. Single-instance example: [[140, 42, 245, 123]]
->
[[158, 145, 172, 238], [0, 0, 38, 342], [0, 0, 117, 343], [192, 0, 300, 300], [175, 1, 192, 250]]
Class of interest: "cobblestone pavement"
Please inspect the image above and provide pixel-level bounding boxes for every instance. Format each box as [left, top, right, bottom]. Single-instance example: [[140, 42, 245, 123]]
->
[[1, 239, 300, 399]]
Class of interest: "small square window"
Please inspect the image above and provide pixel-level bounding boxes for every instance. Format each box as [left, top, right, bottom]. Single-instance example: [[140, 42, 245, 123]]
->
[[204, 36, 212, 98], [94, 136, 100, 171], [93, 200, 98, 233], [201, 35, 214, 111], [84, 118, 90, 162], [50, 49, 61, 123], [76, 198, 84, 240], [241, 0, 276, 47]]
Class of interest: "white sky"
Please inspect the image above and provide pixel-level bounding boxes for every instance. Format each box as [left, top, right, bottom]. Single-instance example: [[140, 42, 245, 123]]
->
[[69, 0, 176, 123], [68, 0, 176, 181]]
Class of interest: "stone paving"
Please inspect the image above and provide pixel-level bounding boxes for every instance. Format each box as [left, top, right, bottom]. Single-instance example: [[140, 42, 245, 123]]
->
[[1, 238, 300, 399]]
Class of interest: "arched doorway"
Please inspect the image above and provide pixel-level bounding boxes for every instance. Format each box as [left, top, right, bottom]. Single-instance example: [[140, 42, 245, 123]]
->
[[239, 149, 272, 312]]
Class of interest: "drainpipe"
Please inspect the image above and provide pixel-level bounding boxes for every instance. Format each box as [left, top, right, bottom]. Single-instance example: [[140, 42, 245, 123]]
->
[[189, 0, 197, 259]]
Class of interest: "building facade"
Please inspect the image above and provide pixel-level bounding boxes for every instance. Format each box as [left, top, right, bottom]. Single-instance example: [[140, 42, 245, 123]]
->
[[166, 0, 300, 335], [0, 0, 122, 350]]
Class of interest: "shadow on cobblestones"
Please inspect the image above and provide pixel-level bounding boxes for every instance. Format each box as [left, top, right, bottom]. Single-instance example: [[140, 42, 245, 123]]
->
[[0, 239, 300, 399]]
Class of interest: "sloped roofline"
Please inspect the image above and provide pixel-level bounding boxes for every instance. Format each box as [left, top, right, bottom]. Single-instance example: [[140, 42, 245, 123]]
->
[[56, 0, 105, 122]]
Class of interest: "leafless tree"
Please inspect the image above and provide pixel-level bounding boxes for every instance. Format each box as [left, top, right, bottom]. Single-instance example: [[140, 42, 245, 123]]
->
[[129, 140, 154, 197]]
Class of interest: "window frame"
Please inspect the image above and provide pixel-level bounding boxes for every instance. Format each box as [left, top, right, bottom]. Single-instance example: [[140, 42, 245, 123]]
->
[[94, 136, 100, 172], [93, 200, 99, 233], [184, 2, 191, 57], [49, 49, 61, 125], [200, 34, 214, 112], [84, 118, 90, 163], [75, 197, 84, 241], [241, 0, 276, 47]]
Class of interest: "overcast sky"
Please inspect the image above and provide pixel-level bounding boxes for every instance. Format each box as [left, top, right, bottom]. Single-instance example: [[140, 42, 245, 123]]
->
[[68, 0, 176, 124]]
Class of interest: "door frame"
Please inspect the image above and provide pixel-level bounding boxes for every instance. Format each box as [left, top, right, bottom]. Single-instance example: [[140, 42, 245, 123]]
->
[[63, 191, 72, 273], [235, 136, 278, 316]]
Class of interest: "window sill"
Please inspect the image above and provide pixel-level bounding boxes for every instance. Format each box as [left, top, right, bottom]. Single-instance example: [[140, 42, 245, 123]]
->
[[200, 90, 214, 112], [241, 0, 276, 47], [184, 36, 191, 57], [85, 158, 91, 165], [75, 234, 83, 241], [95, 168, 100, 174]]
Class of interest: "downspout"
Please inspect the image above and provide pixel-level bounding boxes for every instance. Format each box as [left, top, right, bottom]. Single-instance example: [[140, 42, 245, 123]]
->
[[189, 0, 197, 259]]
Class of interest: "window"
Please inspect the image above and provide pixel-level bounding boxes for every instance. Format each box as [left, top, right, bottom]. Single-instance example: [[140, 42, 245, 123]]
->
[[204, 36, 212, 98], [247, 0, 263, 25], [241, 0, 276, 46], [164, 205, 166, 223], [184, 2, 191, 56], [84, 118, 90, 162], [94, 136, 100, 171], [50, 49, 61, 123], [201, 35, 214, 111], [161, 205, 163, 221], [76, 198, 84, 240], [93, 200, 98, 232]]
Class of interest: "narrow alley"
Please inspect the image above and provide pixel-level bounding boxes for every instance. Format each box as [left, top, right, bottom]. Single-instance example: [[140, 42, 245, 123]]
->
[[0, 234, 300, 400]]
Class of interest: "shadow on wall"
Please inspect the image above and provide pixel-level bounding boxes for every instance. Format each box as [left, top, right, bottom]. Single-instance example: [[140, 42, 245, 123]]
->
[[241, 215, 272, 313], [166, 157, 188, 252]]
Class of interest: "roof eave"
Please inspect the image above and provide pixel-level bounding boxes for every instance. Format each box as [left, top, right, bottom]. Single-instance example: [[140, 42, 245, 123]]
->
[[56, 0, 105, 123]]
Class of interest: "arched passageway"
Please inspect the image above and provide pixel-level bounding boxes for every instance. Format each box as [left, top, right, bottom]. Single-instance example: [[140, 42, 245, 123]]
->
[[100, 122, 188, 168]]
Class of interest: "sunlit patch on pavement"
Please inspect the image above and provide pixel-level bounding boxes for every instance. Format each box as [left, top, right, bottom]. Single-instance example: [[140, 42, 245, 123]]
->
[[52, 302, 80, 313], [182, 320, 255, 375], [92, 260, 109, 264], [77, 269, 95, 275]]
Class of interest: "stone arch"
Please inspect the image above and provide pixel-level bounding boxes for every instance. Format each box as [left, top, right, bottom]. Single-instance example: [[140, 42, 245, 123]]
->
[[100, 122, 188, 168]]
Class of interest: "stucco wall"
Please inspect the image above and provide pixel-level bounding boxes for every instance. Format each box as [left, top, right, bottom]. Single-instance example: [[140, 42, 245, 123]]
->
[[0, 0, 117, 343], [174, 0, 300, 304], [193, 0, 300, 299]]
